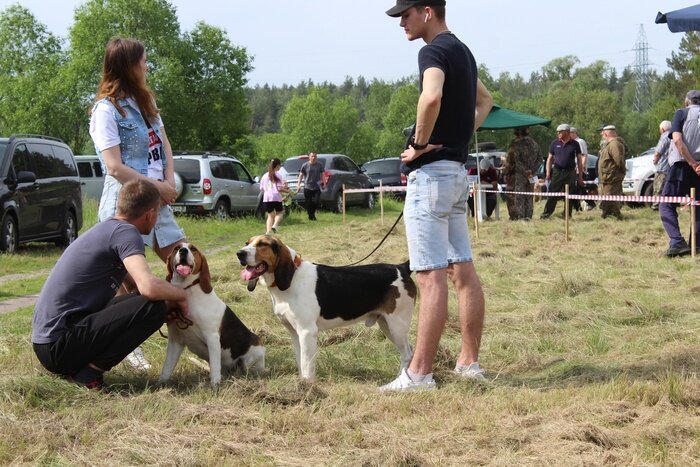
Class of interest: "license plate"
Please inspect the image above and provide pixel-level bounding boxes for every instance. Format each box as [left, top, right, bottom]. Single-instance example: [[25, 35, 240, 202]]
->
[[172, 205, 185, 213]]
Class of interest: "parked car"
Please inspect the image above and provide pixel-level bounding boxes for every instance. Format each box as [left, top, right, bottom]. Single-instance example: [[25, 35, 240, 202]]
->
[[622, 147, 656, 205], [283, 154, 375, 212], [0, 134, 83, 253], [171, 153, 259, 219], [361, 157, 406, 198], [75, 155, 105, 200]]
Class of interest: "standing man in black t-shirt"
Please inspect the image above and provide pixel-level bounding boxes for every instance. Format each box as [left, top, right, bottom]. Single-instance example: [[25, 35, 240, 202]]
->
[[540, 124, 584, 219], [380, 0, 493, 392], [296, 152, 324, 221]]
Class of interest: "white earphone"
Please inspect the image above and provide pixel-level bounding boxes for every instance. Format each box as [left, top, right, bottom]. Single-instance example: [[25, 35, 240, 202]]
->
[[424, 13, 429, 23]]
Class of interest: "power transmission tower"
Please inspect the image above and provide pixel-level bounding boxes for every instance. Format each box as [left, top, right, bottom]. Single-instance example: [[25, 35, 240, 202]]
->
[[633, 24, 652, 112]]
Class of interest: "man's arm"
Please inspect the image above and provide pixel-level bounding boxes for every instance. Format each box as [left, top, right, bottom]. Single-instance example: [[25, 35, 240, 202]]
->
[[474, 78, 493, 131], [400, 67, 444, 164], [672, 132, 699, 170], [123, 254, 188, 314], [545, 153, 553, 180]]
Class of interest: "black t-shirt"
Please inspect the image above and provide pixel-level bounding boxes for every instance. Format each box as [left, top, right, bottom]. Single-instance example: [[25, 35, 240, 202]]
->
[[408, 32, 477, 170], [549, 138, 581, 170]]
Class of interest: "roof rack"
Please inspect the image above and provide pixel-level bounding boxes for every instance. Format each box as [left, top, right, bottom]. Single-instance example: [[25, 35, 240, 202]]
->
[[9, 134, 64, 143]]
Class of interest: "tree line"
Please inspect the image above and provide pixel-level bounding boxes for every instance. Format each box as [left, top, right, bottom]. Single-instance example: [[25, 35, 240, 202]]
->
[[2, 0, 699, 176]]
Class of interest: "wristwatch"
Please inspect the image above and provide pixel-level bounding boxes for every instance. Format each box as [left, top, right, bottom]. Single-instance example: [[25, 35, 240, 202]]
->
[[409, 139, 428, 150]]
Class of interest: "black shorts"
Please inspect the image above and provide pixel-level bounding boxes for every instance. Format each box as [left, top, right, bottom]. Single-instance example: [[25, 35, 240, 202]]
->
[[264, 201, 284, 213]]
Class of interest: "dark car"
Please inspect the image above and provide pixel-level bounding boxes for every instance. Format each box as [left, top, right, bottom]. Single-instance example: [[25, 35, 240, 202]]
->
[[284, 154, 375, 212], [361, 157, 406, 198], [0, 134, 83, 253]]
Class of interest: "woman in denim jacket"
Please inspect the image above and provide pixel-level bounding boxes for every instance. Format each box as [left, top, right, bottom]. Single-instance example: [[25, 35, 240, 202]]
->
[[89, 37, 186, 370]]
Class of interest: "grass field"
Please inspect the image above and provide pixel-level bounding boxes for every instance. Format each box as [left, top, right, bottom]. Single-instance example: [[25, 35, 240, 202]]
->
[[1, 197, 699, 465]]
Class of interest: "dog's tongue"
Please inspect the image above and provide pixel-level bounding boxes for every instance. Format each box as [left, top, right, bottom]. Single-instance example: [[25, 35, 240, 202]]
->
[[176, 264, 192, 276], [241, 266, 258, 281]]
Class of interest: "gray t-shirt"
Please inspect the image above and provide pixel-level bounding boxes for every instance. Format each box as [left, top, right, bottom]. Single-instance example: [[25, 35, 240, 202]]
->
[[300, 161, 323, 190], [668, 105, 700, 166], [655, 130, 671, 174], [31, 218, 145, 344]]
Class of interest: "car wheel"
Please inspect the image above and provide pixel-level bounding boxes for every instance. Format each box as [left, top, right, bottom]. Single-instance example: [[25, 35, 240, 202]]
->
[[0, 213, 18, 254], [213, 199, 230, 219], [365, 193, 376, 209], [333, 191, 343, 213], [56, 211, 78, 247]]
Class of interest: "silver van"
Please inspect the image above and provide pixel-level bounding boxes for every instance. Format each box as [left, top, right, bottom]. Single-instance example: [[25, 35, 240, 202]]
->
[[75, 155, 105, 200]]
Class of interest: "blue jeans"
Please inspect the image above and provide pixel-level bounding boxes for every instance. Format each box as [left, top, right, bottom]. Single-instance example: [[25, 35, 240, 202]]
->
[[660, 161, 700, 248], [404, 161, 472, 271]]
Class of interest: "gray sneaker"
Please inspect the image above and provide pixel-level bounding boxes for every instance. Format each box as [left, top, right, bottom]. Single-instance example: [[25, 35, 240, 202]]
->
[[125, 346, 151, 370], [454, 362, 487, 382], [379, 368, 436, 392]]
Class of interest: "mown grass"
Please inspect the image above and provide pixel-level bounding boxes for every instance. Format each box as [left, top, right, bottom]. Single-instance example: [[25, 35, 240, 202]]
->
[[1, 198, 699, 465]]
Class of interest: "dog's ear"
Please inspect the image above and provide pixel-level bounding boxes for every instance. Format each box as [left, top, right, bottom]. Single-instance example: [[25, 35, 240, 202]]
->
[[165, 247, 177, 282], [198, 253, 213, 294], [274, 243, 296, 291]]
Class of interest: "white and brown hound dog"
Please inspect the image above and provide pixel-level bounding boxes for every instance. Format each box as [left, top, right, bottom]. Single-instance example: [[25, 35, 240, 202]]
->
[[236, 235, 416, 380], [159, 242, 265, 387]]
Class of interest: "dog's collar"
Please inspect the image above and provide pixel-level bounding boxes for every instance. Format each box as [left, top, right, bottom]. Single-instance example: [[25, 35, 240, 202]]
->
[[184, 278, 200, 290], [269, 254, 302, 288]]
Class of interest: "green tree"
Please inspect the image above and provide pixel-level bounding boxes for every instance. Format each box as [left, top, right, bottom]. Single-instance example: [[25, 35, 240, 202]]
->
[[375, 84, 418, 156], [0, 5, 65, 137], [667, 31, 700, 89]]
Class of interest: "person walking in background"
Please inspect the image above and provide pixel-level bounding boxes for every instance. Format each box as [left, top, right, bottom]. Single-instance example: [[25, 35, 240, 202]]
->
[[597, 125, 627, 220], [296, 152, 324, 221], [381, 0, 493, 392], [660, 90, 700, 257], [571, 126, 595, 211], [504, 127, 542, 220], [32, 180, 188, 390], [89, 37, 186, 370], [259, 158, 290, 234], [651, 120, 672, 211], [540, 124, 584, 219]]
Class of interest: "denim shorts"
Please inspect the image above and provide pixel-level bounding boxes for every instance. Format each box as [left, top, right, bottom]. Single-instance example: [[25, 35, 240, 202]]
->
[[404, 160, 472, 271], [98, 175, 185, 249]]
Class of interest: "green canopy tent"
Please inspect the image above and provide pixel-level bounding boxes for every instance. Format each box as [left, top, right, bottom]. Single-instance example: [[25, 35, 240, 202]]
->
[[471, 105, 551, 220]]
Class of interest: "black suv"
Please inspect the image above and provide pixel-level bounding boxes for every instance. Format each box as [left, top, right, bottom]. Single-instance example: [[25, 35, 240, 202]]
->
[[0, 134, 83, 253], [284, 154, 375, 212], [361, 157, 406, 199]]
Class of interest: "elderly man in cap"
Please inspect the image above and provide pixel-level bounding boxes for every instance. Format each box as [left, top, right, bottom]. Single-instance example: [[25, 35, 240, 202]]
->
[[597, 125, 627, 219], [651, 120, 673, 210], [540, 123, 584, 219], [659, 90, 700, 257], [381, 0, 493, 392]]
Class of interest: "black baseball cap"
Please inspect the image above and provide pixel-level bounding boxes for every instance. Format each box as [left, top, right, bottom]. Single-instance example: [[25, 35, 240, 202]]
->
[[386, 0, 446, 17]]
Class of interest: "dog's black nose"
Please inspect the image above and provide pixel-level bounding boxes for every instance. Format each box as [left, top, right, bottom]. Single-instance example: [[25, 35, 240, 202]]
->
[[236, 250, 246, 263]]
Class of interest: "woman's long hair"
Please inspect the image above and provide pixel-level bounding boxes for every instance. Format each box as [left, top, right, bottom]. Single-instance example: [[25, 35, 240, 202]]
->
[[94, 37, 159, 122], [268, 158, 282, 184]]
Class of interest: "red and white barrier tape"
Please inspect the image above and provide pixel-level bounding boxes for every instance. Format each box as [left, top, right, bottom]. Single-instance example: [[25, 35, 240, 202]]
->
[[478, 188, 695, 205]]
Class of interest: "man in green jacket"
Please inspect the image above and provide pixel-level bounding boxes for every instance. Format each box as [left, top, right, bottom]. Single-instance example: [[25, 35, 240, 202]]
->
[[598, 124, 627, 220]]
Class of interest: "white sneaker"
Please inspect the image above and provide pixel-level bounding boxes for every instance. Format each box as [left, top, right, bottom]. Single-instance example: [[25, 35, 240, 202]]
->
[[454, 362, 487, 382], [379, 368, 436, 392], [125, 347, 151, 370]]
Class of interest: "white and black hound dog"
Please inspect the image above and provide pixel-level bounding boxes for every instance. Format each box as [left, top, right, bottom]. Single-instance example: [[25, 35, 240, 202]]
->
[[159, 242, 265, 387], [236, 235, 415, 380]]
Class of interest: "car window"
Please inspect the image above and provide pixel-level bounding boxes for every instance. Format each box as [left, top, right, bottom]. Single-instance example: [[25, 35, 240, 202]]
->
[[92, 161, 103, 177], [212, 161, 238, 181], [0, 142, 7, 165], [51, 145, 78, 176], [231, 162, 252, 183], [11, 144, 32, 175], [26, 143, 74, 178], [173, 159, 201, 183], [332, 157, 352, 172], [77, 161, 93, 178], [283, 158, 307, 173], [363, 160, 398, 174]]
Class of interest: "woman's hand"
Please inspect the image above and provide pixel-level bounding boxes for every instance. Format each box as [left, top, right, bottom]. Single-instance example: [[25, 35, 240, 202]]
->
[[156, 179, 178, 205]]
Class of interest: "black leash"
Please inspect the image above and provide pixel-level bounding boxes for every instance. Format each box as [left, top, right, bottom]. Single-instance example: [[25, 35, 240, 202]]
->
[[341, 210, 404, 267]]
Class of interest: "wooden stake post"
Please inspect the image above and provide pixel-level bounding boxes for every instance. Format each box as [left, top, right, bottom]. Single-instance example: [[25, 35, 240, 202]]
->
[[692, 187, 696, 258], [565, 184, 570, 242], [379, 179, 384, 226]]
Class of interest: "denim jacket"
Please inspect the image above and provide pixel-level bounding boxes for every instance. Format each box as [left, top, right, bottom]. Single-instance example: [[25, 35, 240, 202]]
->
[[93, 97, 166, 177], [94, 97, 167, 223]]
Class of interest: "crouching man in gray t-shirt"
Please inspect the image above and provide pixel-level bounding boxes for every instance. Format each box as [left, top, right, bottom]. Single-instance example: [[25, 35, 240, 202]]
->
[[32, 180, 188, 389]]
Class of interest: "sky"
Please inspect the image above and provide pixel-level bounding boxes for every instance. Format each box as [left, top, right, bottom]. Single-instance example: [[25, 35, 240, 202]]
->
[[0, 0, 694, 87]]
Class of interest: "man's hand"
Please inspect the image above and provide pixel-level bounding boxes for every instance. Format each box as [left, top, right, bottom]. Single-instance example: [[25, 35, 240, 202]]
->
[[166, 299, 189, 324], [577, 175, 585, 187], [400, 143, 442, 163]]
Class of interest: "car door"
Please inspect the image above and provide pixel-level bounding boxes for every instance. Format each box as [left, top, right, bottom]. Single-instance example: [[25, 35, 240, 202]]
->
[[334, 156, 364, 204], [230, 161, 259, 210], [9, 144, 43, 238], [210, 160, 235, 206], [27, 142, 70, 236]]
